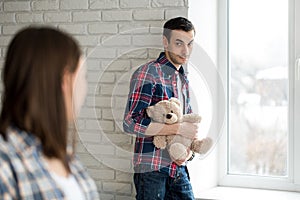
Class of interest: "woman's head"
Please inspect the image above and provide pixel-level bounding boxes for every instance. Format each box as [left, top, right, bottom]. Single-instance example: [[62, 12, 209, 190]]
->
[[0, 26, 85, 167]]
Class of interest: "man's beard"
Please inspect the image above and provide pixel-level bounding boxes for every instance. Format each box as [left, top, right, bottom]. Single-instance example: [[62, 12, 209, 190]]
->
[[168, 51, 188, 66]]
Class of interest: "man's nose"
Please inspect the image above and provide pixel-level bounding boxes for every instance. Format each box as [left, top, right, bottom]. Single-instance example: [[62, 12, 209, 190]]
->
[[182, 44, 189, 55]]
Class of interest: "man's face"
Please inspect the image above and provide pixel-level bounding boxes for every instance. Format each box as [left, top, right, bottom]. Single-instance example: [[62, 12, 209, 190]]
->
[[163, 29, 195, 68]]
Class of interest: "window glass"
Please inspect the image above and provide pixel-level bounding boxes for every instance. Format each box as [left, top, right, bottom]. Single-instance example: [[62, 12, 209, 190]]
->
[[229, 0, 289, 176]]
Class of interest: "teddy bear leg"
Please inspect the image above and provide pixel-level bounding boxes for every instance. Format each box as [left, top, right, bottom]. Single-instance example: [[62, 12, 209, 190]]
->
[[191, 137, 213, 154], [169, 143, 188, 161], [153, 136, 167, 149]]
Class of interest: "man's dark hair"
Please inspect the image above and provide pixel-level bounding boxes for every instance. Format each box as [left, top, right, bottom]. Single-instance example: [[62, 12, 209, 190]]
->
[[163, 17, 195, 41]]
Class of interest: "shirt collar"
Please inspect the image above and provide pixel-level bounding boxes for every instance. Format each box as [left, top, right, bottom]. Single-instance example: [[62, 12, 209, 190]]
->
[[157, 52, 185, 76], [6, 126, 42, 156]]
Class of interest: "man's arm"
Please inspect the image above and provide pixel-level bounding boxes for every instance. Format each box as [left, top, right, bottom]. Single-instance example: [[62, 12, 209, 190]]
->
[[123, 65, 156, 137], [145, 122, 199, 139]]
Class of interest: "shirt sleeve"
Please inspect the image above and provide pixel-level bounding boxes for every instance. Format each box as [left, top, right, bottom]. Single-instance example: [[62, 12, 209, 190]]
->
[[123, 65, 156, 137]]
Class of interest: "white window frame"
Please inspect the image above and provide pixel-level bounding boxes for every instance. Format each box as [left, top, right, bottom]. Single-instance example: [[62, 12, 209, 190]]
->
[[218, 0, 300, 192]]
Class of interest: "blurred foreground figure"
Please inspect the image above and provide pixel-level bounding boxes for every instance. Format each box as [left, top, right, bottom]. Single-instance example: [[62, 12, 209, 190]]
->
[[0, 27, 99, 200]]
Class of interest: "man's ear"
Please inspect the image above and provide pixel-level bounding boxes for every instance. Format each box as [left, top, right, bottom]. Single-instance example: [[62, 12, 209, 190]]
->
[[163, 36, 169, 49]]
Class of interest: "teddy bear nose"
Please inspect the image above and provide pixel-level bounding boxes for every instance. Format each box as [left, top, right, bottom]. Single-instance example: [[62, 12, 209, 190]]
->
[[166, 114, 172, 119]]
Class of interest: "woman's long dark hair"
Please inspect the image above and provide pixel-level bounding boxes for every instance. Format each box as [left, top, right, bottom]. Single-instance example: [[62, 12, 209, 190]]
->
[[0, 27, 81, 171]]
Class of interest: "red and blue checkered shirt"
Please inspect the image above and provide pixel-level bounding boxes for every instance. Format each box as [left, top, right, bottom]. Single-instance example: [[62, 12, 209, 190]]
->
[[123, 52, 192, 177]]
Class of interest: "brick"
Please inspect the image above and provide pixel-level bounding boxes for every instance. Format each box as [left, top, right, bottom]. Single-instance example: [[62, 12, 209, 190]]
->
[[0, 36, 12, 46], [73, 11, 101, 22], [88, 23, 118, 34], [103, 182, 132, 194], [133, 9, 164, 21], [86, 143, 115, 155], [115, 97, 129, 110], [99, 72, 115, 83], [116, 171, 133, 182], [86, 59, 101, 71], [112, 84, 129, 96], [99, 193, 114, 200], [165, 8, 188, 19], [115, 195, 135, 200], [44, 12, 71, 23], [0, 13, 15, 23], [151, 0, 184, 7], [120, 0, 150, 8], [79, 107, 97, 119], [60, 0, 88, 10], [94, 96, 113, 108], [119, 22, 149, 34], [16, 13, 43, 23], [104, 59, 130, 71], [74, 35, 99, 46], [76, 153, 102, 167], [79, 132, 101, 143], [87, 47, 117, 59], [102, 108, 113, 120], [87, 70, 101, 83], [102, 10, 132, 21], [2, 25, 27, 35], [101, 35, 131, 47], [98, 120, 114, 132], [106, 157, 132, 171], [117, 48, 148, 59], [4, 1, 30, 12], [89, 0, 119, 10], [132, 35, 162, 46], [100, 84, 115, 95], [85, 119, 100, 130], [32, 0, 59, 11], [59, 24, 86, 34], [87, 168, 115, 180], [102, 134, 132, 146]]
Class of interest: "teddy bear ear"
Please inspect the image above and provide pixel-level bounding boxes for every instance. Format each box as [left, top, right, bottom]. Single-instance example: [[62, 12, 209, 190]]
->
[[169, 97, 181, 106], [146, 106, 154, 118]]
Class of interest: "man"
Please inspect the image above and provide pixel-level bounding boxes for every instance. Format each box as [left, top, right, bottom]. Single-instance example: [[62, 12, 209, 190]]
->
[[123, 17, 198, 200]]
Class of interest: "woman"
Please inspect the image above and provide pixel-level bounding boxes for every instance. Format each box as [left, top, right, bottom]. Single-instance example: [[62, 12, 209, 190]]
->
[[0, 27, 99, 199]]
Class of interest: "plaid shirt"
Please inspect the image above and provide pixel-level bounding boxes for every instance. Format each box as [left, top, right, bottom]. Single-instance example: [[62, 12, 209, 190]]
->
[[0, 127, 99, 200], [123, 52, 192, 177]]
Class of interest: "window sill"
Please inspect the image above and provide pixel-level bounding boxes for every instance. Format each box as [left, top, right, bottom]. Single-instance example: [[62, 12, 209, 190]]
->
[[196, 186, 300, 200]]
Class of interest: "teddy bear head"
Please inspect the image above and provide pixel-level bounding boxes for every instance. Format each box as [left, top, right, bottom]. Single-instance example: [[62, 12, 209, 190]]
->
[[146, 98, 183, 124]]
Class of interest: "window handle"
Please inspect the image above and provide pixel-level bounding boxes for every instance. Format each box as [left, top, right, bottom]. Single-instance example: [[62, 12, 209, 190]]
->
[[296, 58, 300, 81]]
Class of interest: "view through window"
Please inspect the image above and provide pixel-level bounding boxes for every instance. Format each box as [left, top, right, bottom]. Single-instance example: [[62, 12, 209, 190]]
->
[[229, 0, 289, 176]]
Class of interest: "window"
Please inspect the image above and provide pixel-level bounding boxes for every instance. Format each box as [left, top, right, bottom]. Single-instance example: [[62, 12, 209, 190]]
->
[[228, 0, 288, 177], [219, 0, 300, 191], [189, 0, 300, 194]]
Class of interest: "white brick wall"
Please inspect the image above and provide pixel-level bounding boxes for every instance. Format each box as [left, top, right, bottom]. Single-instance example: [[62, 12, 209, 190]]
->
[[0, 1, 189, 199]]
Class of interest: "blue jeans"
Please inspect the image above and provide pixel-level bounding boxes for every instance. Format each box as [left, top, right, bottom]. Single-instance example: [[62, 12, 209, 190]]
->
[[134, 166, 195, 200]]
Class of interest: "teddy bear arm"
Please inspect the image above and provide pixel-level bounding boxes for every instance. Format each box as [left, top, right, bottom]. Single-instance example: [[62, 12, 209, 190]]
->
[[181, 113, 202, 123], [191, 137, 213, 154]]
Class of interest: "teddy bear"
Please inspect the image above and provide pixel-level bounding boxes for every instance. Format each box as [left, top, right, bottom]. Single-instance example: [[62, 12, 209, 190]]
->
[[146, 97, 212, 160]]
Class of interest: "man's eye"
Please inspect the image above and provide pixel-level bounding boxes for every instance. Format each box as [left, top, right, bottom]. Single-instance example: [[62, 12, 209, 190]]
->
[[176, 42, 182, 46]]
